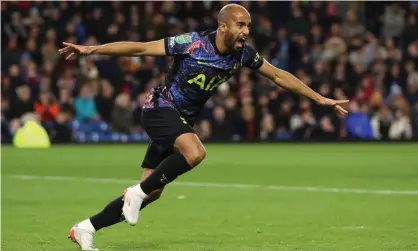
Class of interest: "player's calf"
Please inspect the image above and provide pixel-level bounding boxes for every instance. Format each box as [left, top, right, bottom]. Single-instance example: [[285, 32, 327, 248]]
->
[[140, 188, 164, 211], [140, 168, 165, 209], [147, 188, 164, 202]]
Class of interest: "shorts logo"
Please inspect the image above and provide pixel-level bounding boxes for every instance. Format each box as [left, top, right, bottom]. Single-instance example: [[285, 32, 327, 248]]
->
[[180, 116, 188, 125], [175, 34, 192, 44]]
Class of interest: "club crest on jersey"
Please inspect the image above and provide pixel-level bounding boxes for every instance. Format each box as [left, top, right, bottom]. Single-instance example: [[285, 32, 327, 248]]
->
[[175, 34, 192, 44], [186, 40, 207, 54]]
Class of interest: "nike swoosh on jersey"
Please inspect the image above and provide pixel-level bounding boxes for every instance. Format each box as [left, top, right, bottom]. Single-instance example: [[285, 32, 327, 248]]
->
[[197, 61, 210, 65]]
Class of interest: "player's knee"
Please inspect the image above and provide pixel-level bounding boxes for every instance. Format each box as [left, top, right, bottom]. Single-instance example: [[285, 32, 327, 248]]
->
[[183, 146, 206, 167], [174, 133, 206, 167]]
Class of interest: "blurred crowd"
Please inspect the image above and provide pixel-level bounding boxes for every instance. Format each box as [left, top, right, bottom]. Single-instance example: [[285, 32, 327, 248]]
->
[[1, 1, 418, 143]]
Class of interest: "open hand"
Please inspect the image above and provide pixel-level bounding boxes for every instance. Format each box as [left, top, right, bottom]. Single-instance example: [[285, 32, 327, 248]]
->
[[58, 42, 94, 60], [317, 97, 349, 117]]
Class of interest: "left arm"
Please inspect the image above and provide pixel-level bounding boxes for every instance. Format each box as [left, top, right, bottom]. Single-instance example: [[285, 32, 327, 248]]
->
[[257, 60, 348, 116], [240, 45, 349, 116], [257, 60, 323, 104]]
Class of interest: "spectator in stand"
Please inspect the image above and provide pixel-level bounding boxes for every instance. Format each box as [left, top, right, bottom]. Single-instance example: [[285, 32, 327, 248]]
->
[[345, 101, 374, 140], [341, 9, 366, 41], [49, 110, 73, 143], [292, 109, 317, 140], [389, 108, 413, 139], [260, 113, 275, 140], [371, 105, 393, 140], [237, 104, 260, 140], [10, 85, 33, 120], [58, 88, 74, 115], [95, 79, 115, 122], [110, 92, 133, 134], [382, 3, 406, 40], [210, 106, 233, 140], [197, 120, 212, 141], [310, 116, 339, 141], [34, 90, 60, 124], [74, 84, 100, 122], [1, 97, 13, 142]]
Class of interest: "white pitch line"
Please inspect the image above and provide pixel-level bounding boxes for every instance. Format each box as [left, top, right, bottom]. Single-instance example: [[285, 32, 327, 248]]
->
[[330, 226, 370, 230], [6, 174, 418, 196]]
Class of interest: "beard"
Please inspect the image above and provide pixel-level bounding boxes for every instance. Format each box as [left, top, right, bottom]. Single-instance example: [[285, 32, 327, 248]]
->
[[224, 31, 239, 51]]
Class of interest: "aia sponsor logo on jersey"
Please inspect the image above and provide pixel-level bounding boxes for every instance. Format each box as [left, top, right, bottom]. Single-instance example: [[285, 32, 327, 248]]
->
[[186, 40, 207, 55]]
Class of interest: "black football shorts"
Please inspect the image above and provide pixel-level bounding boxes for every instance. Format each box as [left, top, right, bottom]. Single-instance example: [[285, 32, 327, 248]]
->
[[141, 107, 194, 169]]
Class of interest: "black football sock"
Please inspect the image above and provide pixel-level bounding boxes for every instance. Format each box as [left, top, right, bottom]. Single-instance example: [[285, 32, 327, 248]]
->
[[89, 196, 124, 231], [89, 196, 151, 231], [140, 152, 192, 195]]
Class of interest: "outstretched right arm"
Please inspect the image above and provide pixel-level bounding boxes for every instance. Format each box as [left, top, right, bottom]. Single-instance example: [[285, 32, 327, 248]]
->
[[59, 39, 166, 60], [59, 33, 196, 60], [90, 40, 166, 56]]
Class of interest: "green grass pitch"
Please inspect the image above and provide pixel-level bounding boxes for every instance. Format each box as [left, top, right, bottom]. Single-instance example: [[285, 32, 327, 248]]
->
[[2, 143, 418, 251]]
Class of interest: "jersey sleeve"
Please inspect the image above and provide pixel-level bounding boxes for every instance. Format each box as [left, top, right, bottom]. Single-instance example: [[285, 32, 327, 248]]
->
[[164, 33, 197, 56], [242, 44, 264, 70]]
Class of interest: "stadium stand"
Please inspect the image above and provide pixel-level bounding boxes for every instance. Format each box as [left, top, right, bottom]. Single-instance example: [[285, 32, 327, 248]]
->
[[1, 1, 417, 143]]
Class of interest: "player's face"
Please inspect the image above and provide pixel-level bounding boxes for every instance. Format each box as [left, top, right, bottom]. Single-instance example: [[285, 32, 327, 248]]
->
[[225, 14, 251, 51]]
